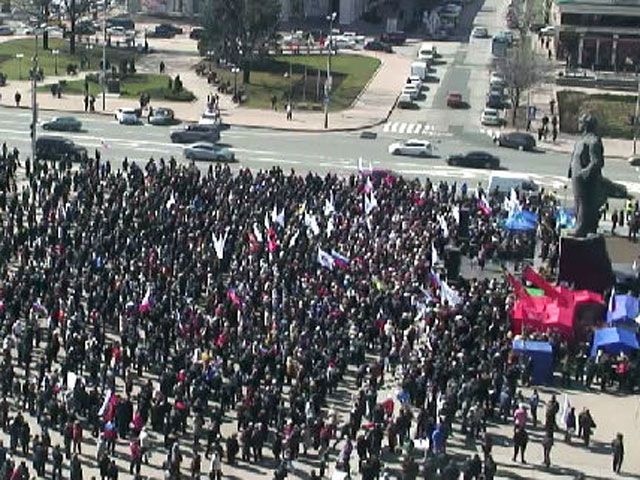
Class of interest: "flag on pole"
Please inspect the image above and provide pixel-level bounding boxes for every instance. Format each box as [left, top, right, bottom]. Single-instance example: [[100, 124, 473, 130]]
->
[[440, 280, 462, 306], [304, 213, 320, 236], [608, 287, 616, 313], [331, 249, 350, 269], [324, 191, 335, 216], [326, 216, 335, 238], [288, 230, 300, 248], [317, 248, 335, 270], [452, 205, 460, 224], [139, 286, 153, 314], [431, 243, 439, 266], [561, 393, 571, 427], [357, 157, 364, 172], [212, 231, 228, 260]]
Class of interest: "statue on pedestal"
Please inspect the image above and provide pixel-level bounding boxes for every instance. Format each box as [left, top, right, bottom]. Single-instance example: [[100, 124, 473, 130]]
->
[[568, 113, 606, 237]]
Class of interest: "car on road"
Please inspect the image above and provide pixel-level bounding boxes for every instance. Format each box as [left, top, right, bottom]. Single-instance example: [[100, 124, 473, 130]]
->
[[539, 25, 557, 36], [628, 155, 640, 167], [408, 75, 423, 90], [380, 31, 406, 45], [471, 26, 489, 38], [35, 136, 87, 162], [115, 108, 140, 125], [388, 139, 434, 157], [42, 116, 82, 132], [190, 27, 204, 40], [158, 23, 183, 35], [184, 142, 235, 162], [148, 108, 175, 126], [107, 26, 126, 37], [170, 124, 221, 144], [447, 151, 500, 169], [481, 108, 502, 126], [495, 131, 536, 151], [446, 92, 465, 108], [364, 40, 393, 53], [0, 26, 14, 36]]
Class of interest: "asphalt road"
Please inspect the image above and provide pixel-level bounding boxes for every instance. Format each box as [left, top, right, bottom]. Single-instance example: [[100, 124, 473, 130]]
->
[[1, 107, 639, 198]]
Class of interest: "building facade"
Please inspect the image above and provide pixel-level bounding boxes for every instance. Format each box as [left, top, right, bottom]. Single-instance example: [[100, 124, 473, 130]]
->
[[279, 0, 380, 25], [552, 0, 640, 71], [137, 0, 203, 15]]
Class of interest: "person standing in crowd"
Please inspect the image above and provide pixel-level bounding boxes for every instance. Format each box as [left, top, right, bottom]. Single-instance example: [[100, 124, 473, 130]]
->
[[579, 408, 596, 447], [542, 430, 554, 467], [512, 427, 528, 463]]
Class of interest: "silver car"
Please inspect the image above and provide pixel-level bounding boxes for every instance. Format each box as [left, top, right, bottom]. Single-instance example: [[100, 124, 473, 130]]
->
[[184, 142, 235, 162]]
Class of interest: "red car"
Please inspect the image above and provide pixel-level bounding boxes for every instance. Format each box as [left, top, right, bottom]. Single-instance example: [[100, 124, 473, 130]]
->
[[446, 92, 465, 108]]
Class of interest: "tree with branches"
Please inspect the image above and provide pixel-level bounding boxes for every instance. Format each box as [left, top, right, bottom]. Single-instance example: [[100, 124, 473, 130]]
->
[[498, 42, 550, 125], [13, 0, 53, 49], [63, 0, 92, 54], [200, 0, 280, 83]]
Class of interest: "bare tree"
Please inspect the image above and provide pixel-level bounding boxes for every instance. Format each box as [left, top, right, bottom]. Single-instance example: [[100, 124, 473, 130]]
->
[[63, 0, 92, 54], [498, 42, 550, 125], [13, 0, 53, 49]]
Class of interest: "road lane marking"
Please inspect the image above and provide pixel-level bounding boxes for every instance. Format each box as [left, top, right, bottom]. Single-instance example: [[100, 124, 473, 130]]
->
[[398, 123, 408, 134]]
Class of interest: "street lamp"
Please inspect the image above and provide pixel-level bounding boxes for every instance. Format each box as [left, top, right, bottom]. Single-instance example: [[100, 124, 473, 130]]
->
[[101, 0, 107, 111], [324, 12, 337, 129], [52, 49, 59, 75], [231, 66, 240, 101], [15, 53, 23, 79]]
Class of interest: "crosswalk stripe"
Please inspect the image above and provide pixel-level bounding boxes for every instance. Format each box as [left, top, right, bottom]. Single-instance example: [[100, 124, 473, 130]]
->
[[390, 122, 399, 133], [383, 122, 391, 132], [398, 123, 407, 134]]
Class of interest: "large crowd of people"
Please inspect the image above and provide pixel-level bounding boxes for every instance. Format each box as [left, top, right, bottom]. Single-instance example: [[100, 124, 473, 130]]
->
[[0, 149, 633, 480]]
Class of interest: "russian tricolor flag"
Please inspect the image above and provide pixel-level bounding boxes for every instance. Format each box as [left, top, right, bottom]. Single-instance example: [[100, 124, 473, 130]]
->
[[331, 250, 350, 269]]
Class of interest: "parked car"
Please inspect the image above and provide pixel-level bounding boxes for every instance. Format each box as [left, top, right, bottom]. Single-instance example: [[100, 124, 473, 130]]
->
[[495, 131, 536, 151], [388, 139, 434, 157], [0, 26, 14, 36], [539, 25, 557, 36], [486, 93, 508, 109], [148, 108, 175, 125], [628, 155, 640, 167], [76, 21, 96, 35], [190, 27, 204, 40], [42, 116, 82, 132], [184, 142, 235, 162], [380, 31, 406, 45], [397, 93, 416, 109], [115, 108, 140, 125], [170, 124, 220, 143], [402, 84, 419, 100], [148, 26, 175, 38], [471, 26, 489, 38], [481, 107, 502, 126], [446, 91, 465, 108], [364, 40, 393, 53], [107, 26, 126, 37], [158, 23, 183, 35], [35, 136, 87, 162], [447, 151, 500, 169]]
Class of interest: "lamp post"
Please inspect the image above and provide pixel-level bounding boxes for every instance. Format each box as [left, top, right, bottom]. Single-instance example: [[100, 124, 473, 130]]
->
[[101, 0, 106, 111], [15, 53, 23, 79], [324, 12, 337, 129], [231, 66, 240, 101], [52, 49, 59, 75]]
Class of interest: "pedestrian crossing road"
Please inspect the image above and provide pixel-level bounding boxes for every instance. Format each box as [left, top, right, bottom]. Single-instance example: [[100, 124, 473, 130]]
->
[[381, 121, 453, 137]]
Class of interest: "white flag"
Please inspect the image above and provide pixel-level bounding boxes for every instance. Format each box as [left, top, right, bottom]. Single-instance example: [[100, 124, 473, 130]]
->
[[253, 223, 263, 243], [357, 157, 364, 172], [438, 215, 449, 238], [289, 230, 300, 248], [431, 243, 439, 265], [440, 280, 461, 306], [213, 231, 228, 260], [317, 248, 335, 270], [327, 216, 335, 238], [304, 212, 320, 236], [272, 205, 285, 227], [324, 191, 335, 216], [452, 205, 460, 224]]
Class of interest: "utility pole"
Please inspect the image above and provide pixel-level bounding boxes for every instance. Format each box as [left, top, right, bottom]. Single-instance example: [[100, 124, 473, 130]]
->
[[324, 12, 337, 129], [31, 29, 39, 161], [102, 0, 107, 111], [634, 74, 640, 156]]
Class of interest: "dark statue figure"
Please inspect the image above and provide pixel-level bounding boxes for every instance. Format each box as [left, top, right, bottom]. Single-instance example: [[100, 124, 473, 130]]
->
[[568, 113, 606, 237]]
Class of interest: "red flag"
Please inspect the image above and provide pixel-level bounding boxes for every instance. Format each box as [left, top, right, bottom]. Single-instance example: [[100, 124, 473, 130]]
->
[[267, 227, 278, 252], [506, 272, 529, 300]]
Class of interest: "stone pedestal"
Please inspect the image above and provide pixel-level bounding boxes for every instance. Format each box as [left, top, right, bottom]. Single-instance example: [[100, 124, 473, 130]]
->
[[558, 234, 613, 293]]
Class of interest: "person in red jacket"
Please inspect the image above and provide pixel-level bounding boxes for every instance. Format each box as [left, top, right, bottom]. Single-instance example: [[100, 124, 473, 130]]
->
[[72, 421, 83, 455], [130, 438, 142, 475]]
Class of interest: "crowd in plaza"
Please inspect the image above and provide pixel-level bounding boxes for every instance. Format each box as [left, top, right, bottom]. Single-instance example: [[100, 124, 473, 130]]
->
[[0, 148, 634, 480]]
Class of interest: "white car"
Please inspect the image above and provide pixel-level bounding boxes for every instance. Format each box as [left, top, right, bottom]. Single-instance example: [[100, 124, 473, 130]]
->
[[408, 75, 423, 90], [332, 36, 356, 49], [402, 84, 419, 100], [199, 109, 220, 125], [388, 139, 434, 157], [471, 26, 489, 38], [184, 142, 235, 162], [342, 31, 365, 44], [540, 26, 557, 36], [115, 108, 140, 125], [107, 26, 126, 37], [481, 108, 502, 126]]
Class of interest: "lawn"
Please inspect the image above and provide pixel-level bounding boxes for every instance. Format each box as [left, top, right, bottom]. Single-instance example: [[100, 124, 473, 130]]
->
[[0, 38, 134, 80], [211, 54, 381, 111], [557, 90, 636, 139], [39, 73, 196, 102]]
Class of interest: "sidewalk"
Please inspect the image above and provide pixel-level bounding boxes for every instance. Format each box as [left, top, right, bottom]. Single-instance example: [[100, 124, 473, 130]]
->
[[529, 85, 636, 159], [0, 50, 410, 132]]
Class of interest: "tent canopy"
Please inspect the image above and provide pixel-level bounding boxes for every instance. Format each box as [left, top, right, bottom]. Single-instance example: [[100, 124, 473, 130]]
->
[[504, 210, 538, 231], [607, 294, 640, 324], [591, 327, 639, 357]]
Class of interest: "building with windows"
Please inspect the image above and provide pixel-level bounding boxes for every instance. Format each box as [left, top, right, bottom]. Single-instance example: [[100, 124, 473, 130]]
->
[[135, 0, 203, 16], [279, 0, 381, 25], [552, 0, 640, 71]]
